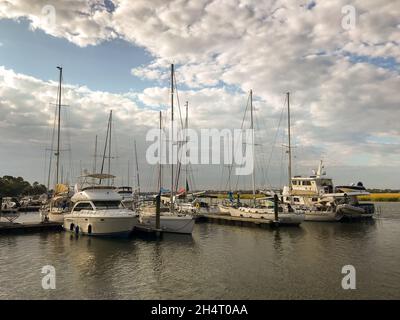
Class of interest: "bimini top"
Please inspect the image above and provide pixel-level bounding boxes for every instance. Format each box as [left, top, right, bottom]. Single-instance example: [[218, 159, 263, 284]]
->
[[71, 187, 122, 202], [81, 173, 116, 180]]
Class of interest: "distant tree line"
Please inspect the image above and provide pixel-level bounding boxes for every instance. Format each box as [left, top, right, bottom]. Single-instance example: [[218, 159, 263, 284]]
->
[[0, 176, 47, 197], [367, 188, 400, 193]]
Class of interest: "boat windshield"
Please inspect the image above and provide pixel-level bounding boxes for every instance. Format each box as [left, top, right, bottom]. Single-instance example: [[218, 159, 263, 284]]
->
[[92, 201, 121, 209]]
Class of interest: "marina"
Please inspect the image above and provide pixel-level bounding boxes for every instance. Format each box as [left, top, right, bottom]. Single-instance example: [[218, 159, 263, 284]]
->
[[0, 0, 399, 305], [0, 203, 399, 300]]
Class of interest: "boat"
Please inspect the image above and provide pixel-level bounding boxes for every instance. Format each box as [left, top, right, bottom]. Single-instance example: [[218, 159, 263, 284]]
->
[[282, 160, 375, 221], [64, 173, 139, 236], [139, 206, 195, 234], [19, 194, 47, 212], [40, 67, 73, 223], [227, 91, 305, 225], [138, 64, 195, 234], [0, 197, 20, 222], [117, 186, 134, 209], [40, 183, 71, 222], [176, 198, 220, 215], [1, 197, 19, 211], [279, 89, 374, 222], [229, 201, 304, 226]]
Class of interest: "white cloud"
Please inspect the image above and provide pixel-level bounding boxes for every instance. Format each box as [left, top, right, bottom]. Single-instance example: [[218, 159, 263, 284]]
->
[[1, 0, 400, 187]]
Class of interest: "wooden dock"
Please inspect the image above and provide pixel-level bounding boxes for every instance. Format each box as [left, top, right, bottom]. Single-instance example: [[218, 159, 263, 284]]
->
[[0, 221, 63, 234], [196, 214, 279, 228]]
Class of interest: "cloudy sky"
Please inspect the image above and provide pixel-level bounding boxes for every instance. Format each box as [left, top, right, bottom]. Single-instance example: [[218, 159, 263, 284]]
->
[[0, 0, 399, 191]]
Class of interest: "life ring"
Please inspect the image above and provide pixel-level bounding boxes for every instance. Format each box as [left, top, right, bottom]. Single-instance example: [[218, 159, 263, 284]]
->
[[195, 203, 200, 209]]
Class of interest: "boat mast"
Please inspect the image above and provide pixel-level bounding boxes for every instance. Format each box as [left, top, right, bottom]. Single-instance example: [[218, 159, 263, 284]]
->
[[170, 64, 174, 212], [100, 111, 111, 184], [158, 111, 162, 192], [108, 110, 112, 182], [134, 139, 140, 194], [185, 100, 189, 195], [287, 92, 293, 203], [156, 110, 162, 230], [127, 160, 130, 187], [250, 90, 256, 207], [55, 66, 63, 186], [93, 135, 98, 173]]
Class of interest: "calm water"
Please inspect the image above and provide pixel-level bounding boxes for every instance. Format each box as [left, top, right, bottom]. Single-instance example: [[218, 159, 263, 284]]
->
[[1, 202, 399, 299]]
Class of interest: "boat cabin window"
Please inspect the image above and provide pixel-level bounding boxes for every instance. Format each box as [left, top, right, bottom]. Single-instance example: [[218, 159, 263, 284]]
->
[[302, 180, 311, 186], [73, 202, 94, 212], [92, 201, 121, 209]]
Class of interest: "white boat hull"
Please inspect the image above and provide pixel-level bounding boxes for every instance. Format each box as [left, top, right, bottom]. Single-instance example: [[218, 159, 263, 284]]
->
[[336, 204, 364, 219], [217, 205, 233, 215], [229, 207, 304, 225], [139, 214, 195, 234], [64, 215, 139, 236]]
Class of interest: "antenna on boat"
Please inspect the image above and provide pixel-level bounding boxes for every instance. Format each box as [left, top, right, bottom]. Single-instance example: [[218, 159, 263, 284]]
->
[[316, 159, 325, 177]]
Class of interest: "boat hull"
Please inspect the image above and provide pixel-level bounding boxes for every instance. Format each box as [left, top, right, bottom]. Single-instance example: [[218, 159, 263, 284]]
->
[[217, 205, 232, 214], [336, 204, 364, 219], [304, 211, 343, 222], [63, 215, 139, 236], [139, 214, 195, 234], [229, 207, 304, 225]]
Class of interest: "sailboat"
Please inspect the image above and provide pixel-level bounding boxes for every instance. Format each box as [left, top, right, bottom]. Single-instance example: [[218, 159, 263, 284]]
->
[[139, 64, 195, 234], [172, 101, 219, 215], [280, 91, 375, 221], [40, 66, 72, 223], [63, 111, 140, 236], [226, 90, 305, 226]]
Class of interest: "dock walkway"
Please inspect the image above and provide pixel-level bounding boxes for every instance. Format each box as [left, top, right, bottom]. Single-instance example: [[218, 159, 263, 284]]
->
[[0, 221, 63, 234], [196, 214, 279, 228]]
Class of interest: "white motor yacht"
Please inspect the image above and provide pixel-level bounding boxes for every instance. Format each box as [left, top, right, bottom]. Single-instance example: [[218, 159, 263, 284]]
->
[[282, 160, 375, 221], [63, 174, 139, 237]]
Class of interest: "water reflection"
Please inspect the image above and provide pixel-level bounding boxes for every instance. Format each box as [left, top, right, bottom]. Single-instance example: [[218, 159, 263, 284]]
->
[[1, 203, 399, 299]]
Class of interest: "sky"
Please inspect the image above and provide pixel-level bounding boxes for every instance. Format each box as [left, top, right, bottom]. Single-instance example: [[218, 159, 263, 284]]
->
[[0, 0, 399, 191]]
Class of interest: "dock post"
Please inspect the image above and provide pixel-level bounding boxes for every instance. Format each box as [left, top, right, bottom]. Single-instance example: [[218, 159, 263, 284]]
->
[[155, 193, 161, 238], [273, 194, 280, 227]]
